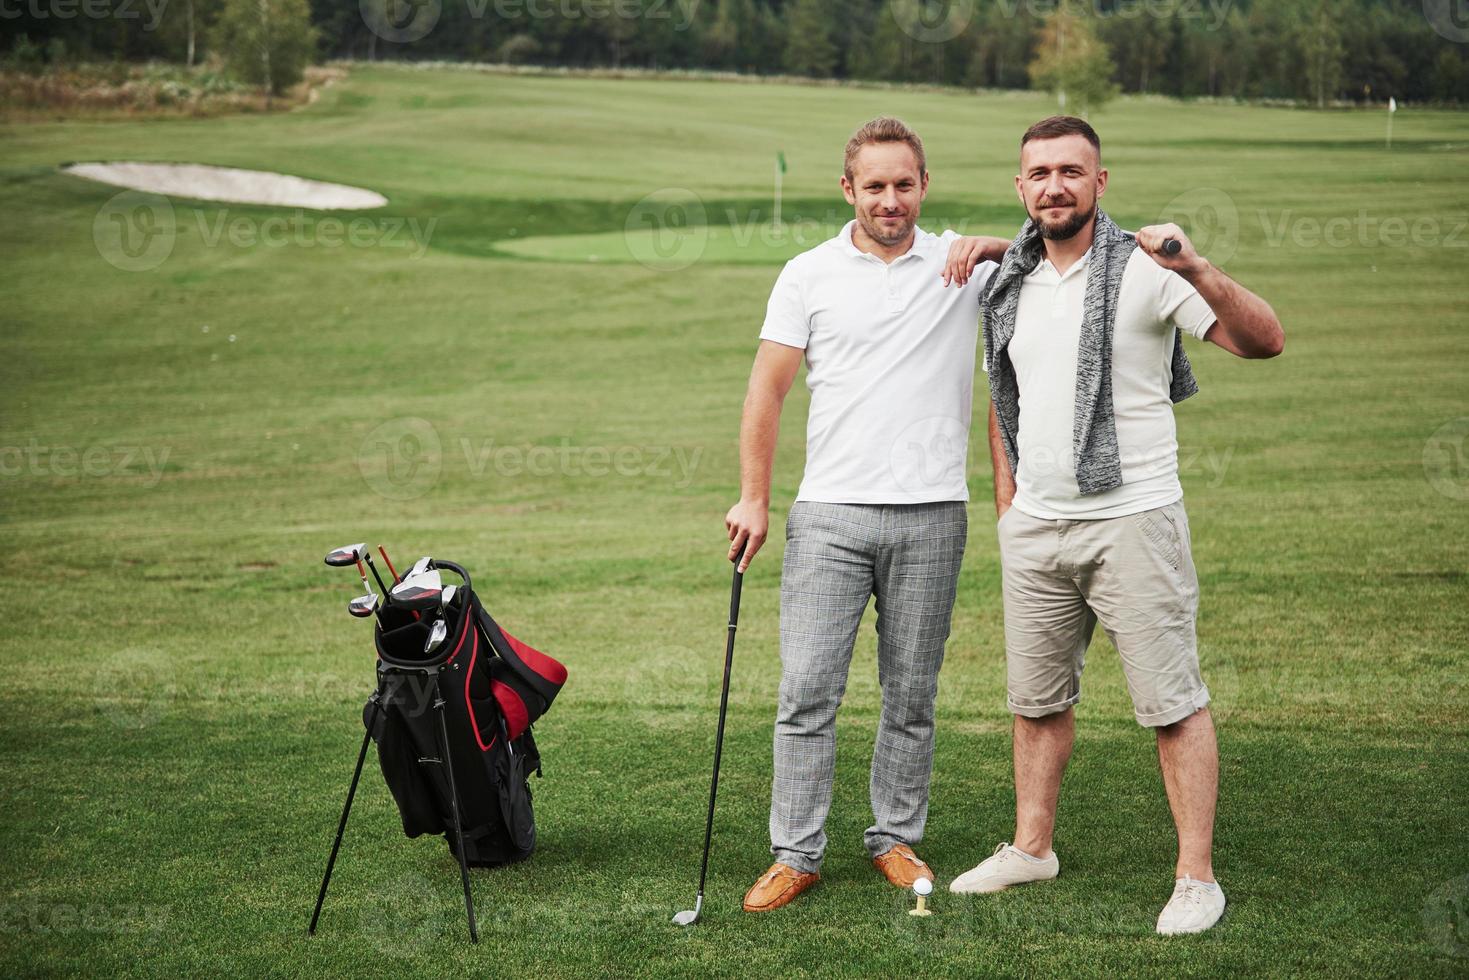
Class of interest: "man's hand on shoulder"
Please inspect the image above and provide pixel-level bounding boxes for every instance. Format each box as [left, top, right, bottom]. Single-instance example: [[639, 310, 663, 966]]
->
[[942, 235, 1010, 288]]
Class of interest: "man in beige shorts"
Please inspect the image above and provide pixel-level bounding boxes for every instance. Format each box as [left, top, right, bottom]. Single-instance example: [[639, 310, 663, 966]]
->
[[941, 116, 1285, 934]]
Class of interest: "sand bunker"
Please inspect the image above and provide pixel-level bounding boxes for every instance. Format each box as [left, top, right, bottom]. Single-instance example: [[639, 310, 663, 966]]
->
[[62, 162, 387, 210]]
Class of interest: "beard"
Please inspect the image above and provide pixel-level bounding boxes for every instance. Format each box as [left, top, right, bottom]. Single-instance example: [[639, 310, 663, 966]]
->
[[1033, 202, 1095, 241], [859, 210, 916, 247]]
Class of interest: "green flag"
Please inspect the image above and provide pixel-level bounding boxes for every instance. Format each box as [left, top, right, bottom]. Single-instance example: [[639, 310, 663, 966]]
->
[[777, 151, 787, 174]]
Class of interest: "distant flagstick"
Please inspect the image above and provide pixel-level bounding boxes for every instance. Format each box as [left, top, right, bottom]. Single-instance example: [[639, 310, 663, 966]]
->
[[774, 150, 787, 230], [1386, 96, 1396, 149]]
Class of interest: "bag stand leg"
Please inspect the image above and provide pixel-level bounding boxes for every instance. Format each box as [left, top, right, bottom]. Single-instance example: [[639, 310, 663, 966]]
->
[[309, 687, 383, 935], [433, 675, 480, 944]]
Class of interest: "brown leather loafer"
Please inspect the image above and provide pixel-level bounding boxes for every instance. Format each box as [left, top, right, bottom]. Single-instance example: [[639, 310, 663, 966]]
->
[[873, 844, 933, 889], [742, 862, 820, 912]]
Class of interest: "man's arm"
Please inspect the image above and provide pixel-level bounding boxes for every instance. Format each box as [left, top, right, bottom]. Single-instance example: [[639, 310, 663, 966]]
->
[[1134, 223, 1285, 359], [988, 398, 1016, 518], [942, 235, 1013, 287], [725, 340, 804, 571]]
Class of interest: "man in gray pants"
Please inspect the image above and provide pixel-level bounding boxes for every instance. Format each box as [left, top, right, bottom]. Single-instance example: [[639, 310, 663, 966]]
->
[[725, 116, 1007, 912]]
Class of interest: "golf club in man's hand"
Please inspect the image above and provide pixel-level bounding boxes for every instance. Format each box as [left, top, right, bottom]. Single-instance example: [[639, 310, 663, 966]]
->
[[673, 547, 747, 927]]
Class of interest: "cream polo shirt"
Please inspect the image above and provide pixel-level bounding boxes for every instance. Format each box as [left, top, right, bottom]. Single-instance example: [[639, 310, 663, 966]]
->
[[1004, 246, 1217, 520]]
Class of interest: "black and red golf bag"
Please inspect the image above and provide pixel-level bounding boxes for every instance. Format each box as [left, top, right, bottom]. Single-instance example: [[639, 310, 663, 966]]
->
[[310, 558, 567, 943]]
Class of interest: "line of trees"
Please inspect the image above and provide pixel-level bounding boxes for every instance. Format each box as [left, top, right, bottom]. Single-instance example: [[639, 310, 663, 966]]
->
[[7, 0, 1469, 104]]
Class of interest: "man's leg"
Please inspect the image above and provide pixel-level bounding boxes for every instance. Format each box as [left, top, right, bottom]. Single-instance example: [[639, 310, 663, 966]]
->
[[1013, 707, 1074, 859], [864, 501, 967, 861], [770, 502, 879, 873], [1077, 500, 1223, 929], [1157, 707, 1217, 881]]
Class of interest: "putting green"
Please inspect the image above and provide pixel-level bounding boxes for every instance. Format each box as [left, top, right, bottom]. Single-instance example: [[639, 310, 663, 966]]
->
[[497, 220, 835, 267]]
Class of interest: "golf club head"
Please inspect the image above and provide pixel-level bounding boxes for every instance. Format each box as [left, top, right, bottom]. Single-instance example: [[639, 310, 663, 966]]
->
[[424, 618, 447, 653], [347, 593, 377, 618], [324, 543, 367, 567], [672, 895, 702, 926], [441, 584, 458, 609], [409, 556, 432, 579], [390, 569, 444, 611]]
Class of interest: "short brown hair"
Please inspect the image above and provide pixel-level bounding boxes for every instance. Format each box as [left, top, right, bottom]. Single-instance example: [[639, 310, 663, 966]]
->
[[1021, 116, 1101, 158], [844, 116, 926, 182]]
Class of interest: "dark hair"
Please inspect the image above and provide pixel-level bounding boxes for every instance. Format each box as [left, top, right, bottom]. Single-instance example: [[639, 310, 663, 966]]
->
[[1021, 116, 1101, 158]]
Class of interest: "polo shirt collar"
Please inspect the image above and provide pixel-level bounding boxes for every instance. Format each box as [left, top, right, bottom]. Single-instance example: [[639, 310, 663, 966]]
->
[[836, 219, 935, 263], [1034, 245, 1093, 282]]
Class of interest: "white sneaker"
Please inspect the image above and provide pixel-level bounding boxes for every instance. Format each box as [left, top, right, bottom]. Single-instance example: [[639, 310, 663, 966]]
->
[[1155, 876, 1226, 935], [948, 842, 1059, 894]]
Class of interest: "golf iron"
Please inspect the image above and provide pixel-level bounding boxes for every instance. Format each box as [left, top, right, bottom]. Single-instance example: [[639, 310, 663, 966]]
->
[[673, 550, 745, 927]]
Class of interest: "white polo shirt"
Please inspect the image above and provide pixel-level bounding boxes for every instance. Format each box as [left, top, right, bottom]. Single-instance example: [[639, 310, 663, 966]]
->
[[1003, 246, 1217, 520], [760, 220, 997, 504]]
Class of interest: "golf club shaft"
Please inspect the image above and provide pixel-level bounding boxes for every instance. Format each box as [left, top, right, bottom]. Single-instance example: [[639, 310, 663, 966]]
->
[[694, 559, 743, 901], [379, 546, 401, 584], [362, 552, 390, 596]]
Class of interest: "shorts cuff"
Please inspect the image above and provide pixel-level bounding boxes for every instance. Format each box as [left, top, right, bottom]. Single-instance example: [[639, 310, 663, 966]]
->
[[1135, 685, 1211, 728], [1007, 692, 1081, 718]]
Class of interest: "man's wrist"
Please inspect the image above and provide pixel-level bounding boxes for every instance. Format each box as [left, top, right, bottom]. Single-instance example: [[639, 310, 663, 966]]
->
[[1180, 256, 1216, 286]]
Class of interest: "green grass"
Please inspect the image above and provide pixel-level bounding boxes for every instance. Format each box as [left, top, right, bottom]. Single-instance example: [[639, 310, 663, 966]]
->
[[1, 64, 1467, 977]]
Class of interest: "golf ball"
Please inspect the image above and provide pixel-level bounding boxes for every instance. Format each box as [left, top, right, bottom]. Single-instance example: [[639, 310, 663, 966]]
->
[[913, 877, 933, 897]]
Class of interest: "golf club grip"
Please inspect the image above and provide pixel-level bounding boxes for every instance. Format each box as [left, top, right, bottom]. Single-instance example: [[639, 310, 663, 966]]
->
[[1162, 237, 1182, 255], [729, 566, 743, 626]]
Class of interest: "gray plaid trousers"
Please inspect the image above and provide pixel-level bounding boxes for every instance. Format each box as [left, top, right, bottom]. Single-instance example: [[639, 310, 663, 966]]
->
[[770, 501, 967, 873]]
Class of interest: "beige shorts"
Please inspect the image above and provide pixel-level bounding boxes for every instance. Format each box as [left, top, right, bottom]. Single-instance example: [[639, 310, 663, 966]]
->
[[998, 499, 1210, 728]]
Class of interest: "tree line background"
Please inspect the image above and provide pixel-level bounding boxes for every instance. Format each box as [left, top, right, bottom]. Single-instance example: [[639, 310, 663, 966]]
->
[[7, 0, 1469, 104]]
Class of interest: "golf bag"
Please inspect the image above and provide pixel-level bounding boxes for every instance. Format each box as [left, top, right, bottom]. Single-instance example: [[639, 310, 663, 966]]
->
[[310, 557, 567, 942]]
